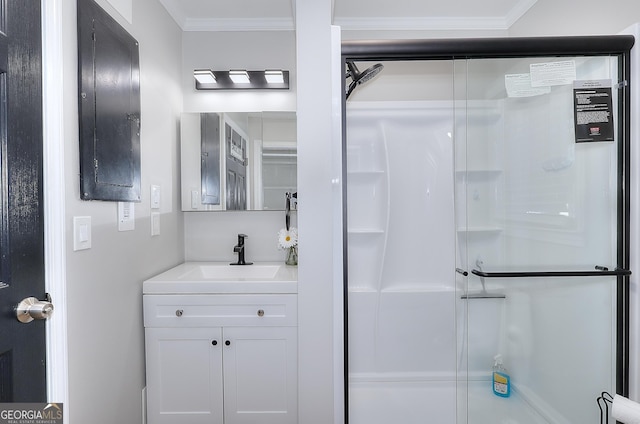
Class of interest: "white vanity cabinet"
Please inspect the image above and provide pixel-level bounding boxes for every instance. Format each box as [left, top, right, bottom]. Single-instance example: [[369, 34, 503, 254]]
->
[[143, 293, 297, 424]]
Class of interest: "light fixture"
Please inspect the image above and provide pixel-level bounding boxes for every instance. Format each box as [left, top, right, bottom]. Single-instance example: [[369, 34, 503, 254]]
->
[[193, 69, 216, 84], [193, 69, 290, 90], [265, 70, 285, 84], [229, 70, 250, 84]]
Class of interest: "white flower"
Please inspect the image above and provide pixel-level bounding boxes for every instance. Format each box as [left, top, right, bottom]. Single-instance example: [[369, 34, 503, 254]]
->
[[277, 227, 298, 249]]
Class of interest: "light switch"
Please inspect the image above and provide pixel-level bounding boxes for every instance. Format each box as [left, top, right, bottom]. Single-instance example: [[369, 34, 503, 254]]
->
[[150, 185, 161, 209], [191, 190, 199, 209], [73, 216, 92, 251], [151, 212, 160, 236]]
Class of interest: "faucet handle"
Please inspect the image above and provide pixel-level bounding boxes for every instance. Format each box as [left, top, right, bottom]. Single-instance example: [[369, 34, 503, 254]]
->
[[232, 234, 252, 266]]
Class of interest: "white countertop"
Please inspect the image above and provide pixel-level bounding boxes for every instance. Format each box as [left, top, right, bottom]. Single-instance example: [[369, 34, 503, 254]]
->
[[143, 261, 298, 294]]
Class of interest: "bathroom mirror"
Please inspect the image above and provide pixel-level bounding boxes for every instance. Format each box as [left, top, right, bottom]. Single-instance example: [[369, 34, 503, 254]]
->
[[180, 111, 297, 211]]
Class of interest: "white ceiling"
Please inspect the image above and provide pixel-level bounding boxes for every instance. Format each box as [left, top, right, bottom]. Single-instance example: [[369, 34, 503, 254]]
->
[[158, 0, 538, 32]]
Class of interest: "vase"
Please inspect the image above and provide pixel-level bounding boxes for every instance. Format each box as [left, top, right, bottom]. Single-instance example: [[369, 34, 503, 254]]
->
[[285, 246, 298, 266]]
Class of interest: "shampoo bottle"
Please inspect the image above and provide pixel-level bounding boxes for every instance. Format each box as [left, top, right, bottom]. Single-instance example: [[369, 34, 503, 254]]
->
[[492, 354, 511, 398]]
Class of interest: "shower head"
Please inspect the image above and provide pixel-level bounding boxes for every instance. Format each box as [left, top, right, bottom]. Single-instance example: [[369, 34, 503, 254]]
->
[[346, 61, 384, 99]]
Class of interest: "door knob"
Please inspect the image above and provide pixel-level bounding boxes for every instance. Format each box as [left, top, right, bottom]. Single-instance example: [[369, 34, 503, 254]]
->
[[16, 296, 54, 323]]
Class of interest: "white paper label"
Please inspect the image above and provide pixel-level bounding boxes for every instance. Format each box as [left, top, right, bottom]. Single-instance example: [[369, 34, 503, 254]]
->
[[505, 73, 551, 98], [530, 60, 576, 87]]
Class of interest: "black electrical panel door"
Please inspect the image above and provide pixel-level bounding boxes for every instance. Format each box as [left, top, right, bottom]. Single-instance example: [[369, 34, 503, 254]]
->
[[77, 0, 141, 202]]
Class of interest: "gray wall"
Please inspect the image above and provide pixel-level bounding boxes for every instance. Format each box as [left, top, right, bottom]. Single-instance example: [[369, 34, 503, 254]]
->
[[62, 0, 184, 422], [181, 31, 296, 113], [180, 29, 297, 262]]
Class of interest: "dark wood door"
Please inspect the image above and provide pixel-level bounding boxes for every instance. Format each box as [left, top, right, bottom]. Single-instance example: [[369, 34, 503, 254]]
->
[[0, 0, 47, 402]]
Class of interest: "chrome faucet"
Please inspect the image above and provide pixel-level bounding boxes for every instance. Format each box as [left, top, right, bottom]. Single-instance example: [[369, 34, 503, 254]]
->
[[231, 234, 252, 265]]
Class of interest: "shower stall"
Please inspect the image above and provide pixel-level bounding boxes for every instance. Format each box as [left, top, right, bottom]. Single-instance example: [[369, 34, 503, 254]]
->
[[342, 36, 633, 424]]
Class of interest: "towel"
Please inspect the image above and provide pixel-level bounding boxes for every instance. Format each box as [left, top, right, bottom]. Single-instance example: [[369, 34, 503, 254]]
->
[[613, 395, 640, 424]]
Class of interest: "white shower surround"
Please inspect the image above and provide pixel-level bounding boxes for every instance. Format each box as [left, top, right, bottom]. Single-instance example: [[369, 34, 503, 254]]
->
[[346, 99, 619, 424], [347, 287, 581, 424]]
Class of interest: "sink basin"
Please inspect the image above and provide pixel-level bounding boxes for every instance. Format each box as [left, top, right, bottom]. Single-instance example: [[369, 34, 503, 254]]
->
[[143, 262, 297, 294], [181, 264, 281, 280]]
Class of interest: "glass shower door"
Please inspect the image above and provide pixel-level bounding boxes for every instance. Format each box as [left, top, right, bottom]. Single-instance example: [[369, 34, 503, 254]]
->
[[458, 55, 627, 424], [346, 60, 459, 424]]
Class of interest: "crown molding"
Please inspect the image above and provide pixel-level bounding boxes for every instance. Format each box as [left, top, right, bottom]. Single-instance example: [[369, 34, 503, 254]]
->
[[335, 15, 517, 32], [159, 0, 536, 32], [183, 17, 295, 32], [334, 0, 538, 32]]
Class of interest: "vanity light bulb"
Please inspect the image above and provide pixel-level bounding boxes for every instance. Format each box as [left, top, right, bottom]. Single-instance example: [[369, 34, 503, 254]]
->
[[265, 70, 284, 84], [194, 69, 216, 84], [229, 70, 250, 84]]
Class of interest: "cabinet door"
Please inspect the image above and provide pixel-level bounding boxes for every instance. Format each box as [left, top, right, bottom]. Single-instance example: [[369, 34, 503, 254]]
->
[[145, 327, 224, 424], [222, 327, 297, 424]]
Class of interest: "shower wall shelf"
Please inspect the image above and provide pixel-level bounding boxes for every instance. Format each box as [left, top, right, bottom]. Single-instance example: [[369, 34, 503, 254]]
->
[[454, 169, 502, 177], [471, 267, 631, 278], [347, 170, 385, 175], [456, 226, 502, 233], [348, 229, 385, 234]]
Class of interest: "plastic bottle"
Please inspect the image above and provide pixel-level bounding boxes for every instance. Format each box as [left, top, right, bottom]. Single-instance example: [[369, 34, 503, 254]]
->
[[492, 354, 511, 398]]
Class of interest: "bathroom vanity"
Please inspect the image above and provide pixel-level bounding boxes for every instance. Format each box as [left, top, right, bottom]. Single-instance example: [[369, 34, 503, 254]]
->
[[143, 262, 298, 424]]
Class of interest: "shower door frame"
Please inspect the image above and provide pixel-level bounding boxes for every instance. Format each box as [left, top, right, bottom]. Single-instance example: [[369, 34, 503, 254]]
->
[[341, 35, 634, 423]]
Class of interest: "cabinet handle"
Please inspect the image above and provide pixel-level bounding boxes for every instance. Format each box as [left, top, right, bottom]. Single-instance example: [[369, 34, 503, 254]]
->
[[175, 309, 183, 317], [257, 309, 265, 317], [212, 340, 218, 346], [225, 340, 231, 346]]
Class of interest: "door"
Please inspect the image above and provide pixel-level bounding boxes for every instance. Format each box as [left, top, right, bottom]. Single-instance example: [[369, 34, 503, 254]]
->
[[344, 60, 458, 424], [201, 113, 222, 206], [223, 326, 297, 424], [0, 0, 47, 402], [144, 327, 224, 424], [225, 125, 247, 210], [343, 36, 632, 424], [459, 54, 627, 424]]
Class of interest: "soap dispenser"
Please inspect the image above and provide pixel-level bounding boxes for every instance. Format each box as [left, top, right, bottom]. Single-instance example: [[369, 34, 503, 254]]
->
[[492, 354, 511, 398]]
